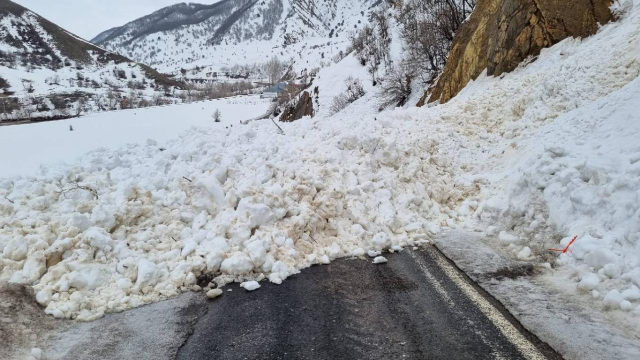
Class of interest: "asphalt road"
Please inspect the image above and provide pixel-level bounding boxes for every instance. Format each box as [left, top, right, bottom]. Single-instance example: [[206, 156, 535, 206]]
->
[[176, 245, 561, 360]]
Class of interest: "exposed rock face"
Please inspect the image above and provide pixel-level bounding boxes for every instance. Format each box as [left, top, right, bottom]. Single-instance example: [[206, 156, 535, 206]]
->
[[280, 90, 315, 122], [420, 0, 613, 105]]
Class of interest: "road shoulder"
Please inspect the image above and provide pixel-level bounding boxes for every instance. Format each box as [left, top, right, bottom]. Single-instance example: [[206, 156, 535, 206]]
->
[[435, 229, 640, 360]]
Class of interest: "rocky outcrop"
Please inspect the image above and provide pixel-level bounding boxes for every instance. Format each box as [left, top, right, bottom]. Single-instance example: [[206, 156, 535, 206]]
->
[[420, 0, 613, 105], [280, 90, 315, 122]]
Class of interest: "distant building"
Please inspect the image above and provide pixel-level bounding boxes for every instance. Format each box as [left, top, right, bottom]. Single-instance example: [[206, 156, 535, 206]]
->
[[261, 82, 288, 99]]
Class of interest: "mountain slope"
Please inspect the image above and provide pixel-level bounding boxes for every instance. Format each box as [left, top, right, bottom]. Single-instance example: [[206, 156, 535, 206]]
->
[[0, 0, 181, 120], [92, 0, 381, 73]]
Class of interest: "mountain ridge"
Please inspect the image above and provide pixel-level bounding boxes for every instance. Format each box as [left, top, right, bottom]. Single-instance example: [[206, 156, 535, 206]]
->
[[90, 0, 381, 73]]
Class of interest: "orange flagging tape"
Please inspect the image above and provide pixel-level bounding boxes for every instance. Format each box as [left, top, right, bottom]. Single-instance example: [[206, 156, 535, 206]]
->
[[548, 235, 578, 254]]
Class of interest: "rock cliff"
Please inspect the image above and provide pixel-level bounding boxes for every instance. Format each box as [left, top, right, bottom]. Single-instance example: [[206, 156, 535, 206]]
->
[[420, 0, 613, 105]]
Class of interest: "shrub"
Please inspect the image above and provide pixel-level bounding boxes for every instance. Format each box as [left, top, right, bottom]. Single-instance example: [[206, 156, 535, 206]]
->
[[330, 77, 366, 114], [379, 63, 413, 109]]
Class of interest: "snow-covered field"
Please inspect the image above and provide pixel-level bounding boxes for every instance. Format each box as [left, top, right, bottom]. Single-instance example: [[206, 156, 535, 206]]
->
[[0, 96, 271, 178], [0, 0, 639, 332]]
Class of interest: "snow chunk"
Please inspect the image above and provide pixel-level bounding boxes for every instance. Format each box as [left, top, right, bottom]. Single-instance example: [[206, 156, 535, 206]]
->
[[246, 239, 268, 266], [603, 289, 624, 309], [621, 286, 640, 301], [620, 300, 634, 312], [206, 289, 223, 299], [584, 248, 618, 270], [268, 261, 291, 284], [577, 273, 600, 291], [193, 177, 226, 216], [85, 227, 114, 252], [136, 259, 160, 288], [91, 205, 116, 231], [220, 252, 254, 275], [498, 231, 520, 244], [237, 199, 275, 228], [372, 233, 390, 250], [603, 263, 621, 279], [517, 247, 532, 260], [2, 238, 28, 261], [373, 256, 388, 264], [30, 348, 43, 360], [240, 281, 261, 291], [68, 214, 92, 232]]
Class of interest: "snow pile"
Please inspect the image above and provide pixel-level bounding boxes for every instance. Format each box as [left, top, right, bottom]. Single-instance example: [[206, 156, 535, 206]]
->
[[0, 78, 470, 320], [494, 75, 640, 312], [469, 0, 640, 313]]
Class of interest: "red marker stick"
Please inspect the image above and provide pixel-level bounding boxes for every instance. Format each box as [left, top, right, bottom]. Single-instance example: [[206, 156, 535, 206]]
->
[[549, 236, 578, 254]]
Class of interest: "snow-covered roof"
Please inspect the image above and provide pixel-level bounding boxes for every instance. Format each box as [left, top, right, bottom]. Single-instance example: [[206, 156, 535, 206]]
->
[[264, 82, 288, 94]]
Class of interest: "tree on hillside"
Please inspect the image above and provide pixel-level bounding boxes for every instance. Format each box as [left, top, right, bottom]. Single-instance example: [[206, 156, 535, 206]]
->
[[397, 0, 476, 84], [212, 109, 222, 122], [0, 77, 10, 92]]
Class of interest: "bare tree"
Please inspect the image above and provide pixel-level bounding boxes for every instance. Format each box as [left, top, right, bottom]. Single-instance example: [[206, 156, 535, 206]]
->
[[94, 94, 106, 111], [75, 97, 87, 117], [265, 56, 284, 85], [106, 89, 118, 110], [379, 62, 413, 109], [22, 80, 35, 94], [397, 0, 476, 84]]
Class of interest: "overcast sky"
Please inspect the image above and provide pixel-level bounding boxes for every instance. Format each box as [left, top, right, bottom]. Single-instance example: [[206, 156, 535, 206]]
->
[[14, 0, 218, 40]]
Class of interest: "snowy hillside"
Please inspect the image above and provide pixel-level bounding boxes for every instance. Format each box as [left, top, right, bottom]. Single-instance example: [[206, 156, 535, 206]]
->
[[0, 0, 181, 121], [92, 0, 381, 74]]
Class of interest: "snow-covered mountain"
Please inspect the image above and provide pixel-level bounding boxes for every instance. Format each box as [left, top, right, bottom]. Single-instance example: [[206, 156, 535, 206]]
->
[[92, 0, 382, 73], [0, 0, 181, 120]]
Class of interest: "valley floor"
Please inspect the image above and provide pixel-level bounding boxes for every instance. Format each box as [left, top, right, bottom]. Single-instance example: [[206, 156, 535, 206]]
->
[[0, 95, 272, 178]]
